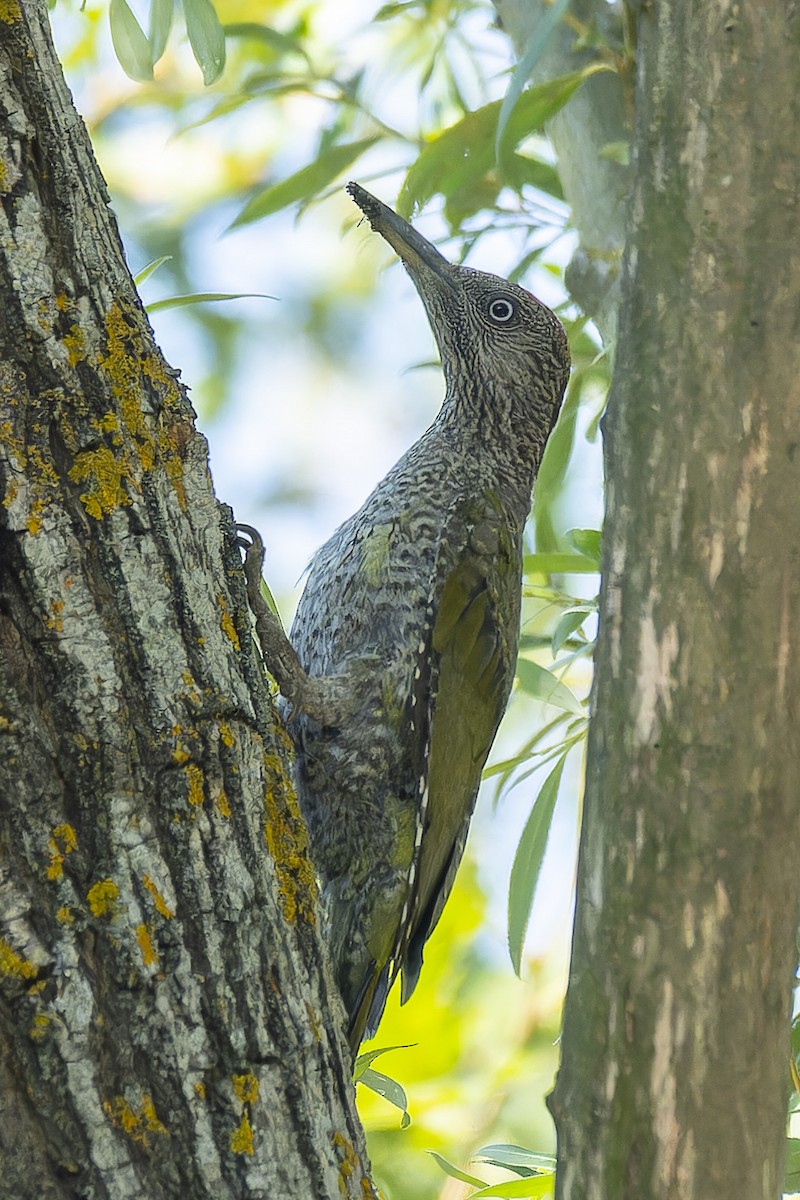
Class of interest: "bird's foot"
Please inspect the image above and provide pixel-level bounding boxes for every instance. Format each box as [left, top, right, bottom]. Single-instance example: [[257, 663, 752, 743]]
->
[[235, 523, 349, 728]]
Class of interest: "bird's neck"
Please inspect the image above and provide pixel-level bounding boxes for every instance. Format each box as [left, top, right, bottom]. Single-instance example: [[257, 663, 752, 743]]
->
[[434, 379, 555, 515]]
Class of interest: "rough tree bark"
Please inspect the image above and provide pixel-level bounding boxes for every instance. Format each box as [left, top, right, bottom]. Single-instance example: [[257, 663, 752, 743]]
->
[[0, 4, 373, 1197], [551, 4, 800, 1198]]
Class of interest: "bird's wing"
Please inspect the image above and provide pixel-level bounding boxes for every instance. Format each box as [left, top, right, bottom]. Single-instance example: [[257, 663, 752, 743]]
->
[[396, 488, 521, 1004]]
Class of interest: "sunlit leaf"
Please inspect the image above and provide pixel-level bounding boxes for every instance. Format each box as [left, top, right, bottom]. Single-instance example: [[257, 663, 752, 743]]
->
[[133, 256, 173, 285], [487, 715, 586, 811], [231, 138, 379, 228], [258, 577, 283, 626], [471, 1175, 554, 1198], [508, 755, 566, 975], [532, 382, 580, 551], [566, 528, 601, 563], [109, 0, 153, 82], [356, 1067, 410, 1127], [224, 22, 309, 61], [551, 609, 589, 656], [476, 1145, 556, 1176], [352, 1043, 414, 1080], [399, 69, 603, 221], [148, 0, 173, 61], [184, 0, 226, 85], [786, 1137, 800, 1191], [500, 64, 611, 161], [524, 552, 598, 576], [515, 659, 583, 714], [375, 1, 417, 17], [145, 291, 277, 313], [428, 1151, 487, 1188]]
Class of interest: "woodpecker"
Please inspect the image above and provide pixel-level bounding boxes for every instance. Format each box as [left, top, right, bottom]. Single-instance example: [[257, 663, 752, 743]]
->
[[241, 183, 570, 1053]]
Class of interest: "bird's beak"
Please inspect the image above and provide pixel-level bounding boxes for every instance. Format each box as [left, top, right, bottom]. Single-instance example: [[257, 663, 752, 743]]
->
[[347, 182, 458, 294]]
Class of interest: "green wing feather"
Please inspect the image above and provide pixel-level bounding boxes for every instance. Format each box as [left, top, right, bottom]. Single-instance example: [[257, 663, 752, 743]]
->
[[398, 491, 521, 1002]]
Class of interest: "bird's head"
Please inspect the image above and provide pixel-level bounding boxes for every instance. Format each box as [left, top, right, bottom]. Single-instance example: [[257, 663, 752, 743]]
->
[[347, 182, 570, 441]]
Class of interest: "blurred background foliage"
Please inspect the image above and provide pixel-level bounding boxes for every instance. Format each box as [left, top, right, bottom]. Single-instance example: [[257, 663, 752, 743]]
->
[[50, 1, 618, 1195]]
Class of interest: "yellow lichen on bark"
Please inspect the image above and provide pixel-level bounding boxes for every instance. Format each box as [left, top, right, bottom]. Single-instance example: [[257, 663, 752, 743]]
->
[[0, 938, 37, 979], [263, 748, 317, 925], [230, 1074, 259, 1155], [232, 1073, 260, 1105], [68, 446, 132, 519], [46, 822, 78, 880], [66, 300, 192, 518], [171, 724, 191, 764], [230, 1110, 254, 1155], [99, 303, 154, 452], [0, 0, 21, 23], [135, 923, 159, 968], [185, 763, 205, 807], [217, 594, 241, 650], [62, 324, 85, 367], [103, 1094, 169, 1146], [87, 879, 120, 917], [141, 873, 174, 918], [29, 1012, 52, 1042], [20, 442, 60, 534], [332, 1132, 373, 1199]]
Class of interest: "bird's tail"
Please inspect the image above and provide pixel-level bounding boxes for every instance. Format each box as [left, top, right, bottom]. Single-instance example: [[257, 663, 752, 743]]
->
[[347, 961, 392, 1055]]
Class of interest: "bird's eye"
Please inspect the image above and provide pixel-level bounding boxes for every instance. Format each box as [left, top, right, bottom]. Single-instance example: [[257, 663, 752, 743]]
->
[[487, 296, 516, 324]]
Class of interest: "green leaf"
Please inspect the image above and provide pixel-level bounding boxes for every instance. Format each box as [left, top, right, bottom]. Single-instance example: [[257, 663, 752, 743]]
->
[[258, 576, 283, 627], [223, 22, 309, 61], [375, 1, 417, 17], [515, 659, 583, 714], [148, 0, 173, 61], [484, 712, 575, 786], [495, 0, 572, 161], [504, 152, 565, 201], [109, 0, 153, 82], [133, 255, 173, 286], [566, 527, 602, 563], [476, 1146, 556, 1177], [231, 137, 379, 228], [523, 552, 598, 576], [471, 1176, 554, 1199], [551, 609, 589, 656], [532, 382, 580, 551], [500, 64, 611, 162], [428, 1152, 487, 1188], [356, 1067, 411, 1128], [508, 756, 566, 975], [184, 0, 226, 85], [785, 1137, 800, 1190], [352, 1043, 414, 1080], [399, 67, 604, 221], [145, 291, 277, 313]]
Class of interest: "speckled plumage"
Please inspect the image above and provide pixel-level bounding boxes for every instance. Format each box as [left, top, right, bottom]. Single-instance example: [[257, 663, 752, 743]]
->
[[288, 185, 570, 1051]]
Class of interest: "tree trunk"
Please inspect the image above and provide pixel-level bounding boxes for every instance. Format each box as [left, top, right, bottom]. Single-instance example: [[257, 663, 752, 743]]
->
[[0, 4, 372, 1197], [551, 4, 800, 1198]]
